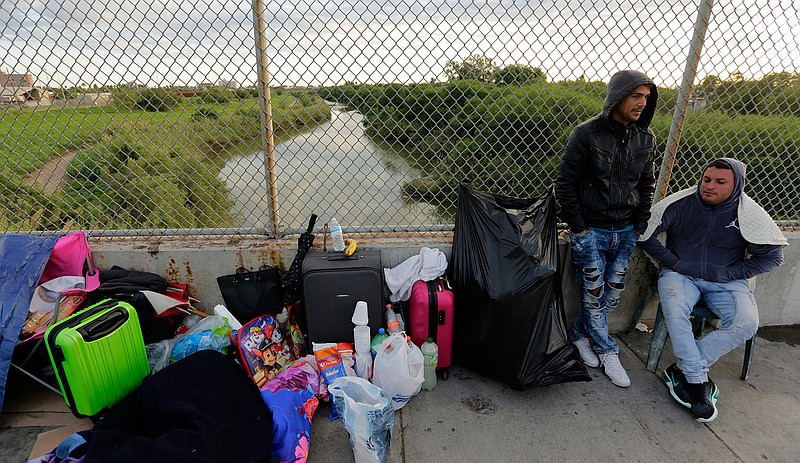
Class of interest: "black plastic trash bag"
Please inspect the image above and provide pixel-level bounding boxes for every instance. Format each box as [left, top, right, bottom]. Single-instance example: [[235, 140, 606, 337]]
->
[[449, 183, 590, 390]]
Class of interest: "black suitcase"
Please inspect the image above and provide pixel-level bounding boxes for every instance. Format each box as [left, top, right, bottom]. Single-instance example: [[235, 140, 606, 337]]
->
[[301, 250, 385, 345]]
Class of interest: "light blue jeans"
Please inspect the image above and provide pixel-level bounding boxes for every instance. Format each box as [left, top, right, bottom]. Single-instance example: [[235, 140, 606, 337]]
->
[[568, 229, 639, 354], [658, 269, 759, 384]]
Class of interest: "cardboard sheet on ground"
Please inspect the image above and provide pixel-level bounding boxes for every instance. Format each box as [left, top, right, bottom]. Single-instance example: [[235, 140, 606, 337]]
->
[[29, 421, 93, 460]]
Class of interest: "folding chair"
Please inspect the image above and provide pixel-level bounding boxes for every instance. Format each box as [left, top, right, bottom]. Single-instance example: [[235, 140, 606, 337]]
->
[[10, 337, 62, 395]]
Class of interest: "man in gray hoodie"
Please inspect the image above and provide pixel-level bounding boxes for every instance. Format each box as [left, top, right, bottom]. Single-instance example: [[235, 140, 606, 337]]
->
[[556, 70, 658, 387], [639, 158, 786, 422]]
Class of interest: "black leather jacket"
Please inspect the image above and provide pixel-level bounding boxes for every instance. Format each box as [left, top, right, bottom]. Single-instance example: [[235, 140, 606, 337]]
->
[[556, 70, 657, 234]]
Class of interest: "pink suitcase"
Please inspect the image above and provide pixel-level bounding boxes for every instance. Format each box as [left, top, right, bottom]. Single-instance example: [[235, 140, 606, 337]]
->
[[409, 277, 454, 379]]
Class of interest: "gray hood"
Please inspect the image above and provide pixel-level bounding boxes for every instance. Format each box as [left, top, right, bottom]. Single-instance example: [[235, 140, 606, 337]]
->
[[602, 70, 658, 129]]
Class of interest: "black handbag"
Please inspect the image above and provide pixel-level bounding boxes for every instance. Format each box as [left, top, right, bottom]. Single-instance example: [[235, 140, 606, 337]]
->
[[216, 265, 283, 324]]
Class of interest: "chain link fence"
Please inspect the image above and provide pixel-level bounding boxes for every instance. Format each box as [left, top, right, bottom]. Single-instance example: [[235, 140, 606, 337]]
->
[[1, 0, 798, 238]]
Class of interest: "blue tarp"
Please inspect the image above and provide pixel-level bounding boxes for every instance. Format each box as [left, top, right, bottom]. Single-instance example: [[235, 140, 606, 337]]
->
[[0, 234, 58, 412]]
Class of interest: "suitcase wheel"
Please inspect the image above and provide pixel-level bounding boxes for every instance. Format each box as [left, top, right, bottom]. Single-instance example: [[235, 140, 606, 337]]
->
[[438, 368, 449, 381]]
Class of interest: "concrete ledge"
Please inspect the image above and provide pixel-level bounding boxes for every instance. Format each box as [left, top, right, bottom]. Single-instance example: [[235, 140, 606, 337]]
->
[[89, 230, 800, 329]]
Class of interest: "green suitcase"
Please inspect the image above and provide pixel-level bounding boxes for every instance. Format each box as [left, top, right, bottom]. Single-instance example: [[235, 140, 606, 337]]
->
[[45, 298, 150, 417]]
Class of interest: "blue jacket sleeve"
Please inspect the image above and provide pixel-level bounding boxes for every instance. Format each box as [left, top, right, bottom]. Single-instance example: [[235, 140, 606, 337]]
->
[[639, 205, 681, 270], [729, 244, 784, 281], [694, 244, 782, 283]]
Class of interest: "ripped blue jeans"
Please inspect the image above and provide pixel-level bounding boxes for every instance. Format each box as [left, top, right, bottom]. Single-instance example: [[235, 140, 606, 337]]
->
[[568, 229, 639, 354]]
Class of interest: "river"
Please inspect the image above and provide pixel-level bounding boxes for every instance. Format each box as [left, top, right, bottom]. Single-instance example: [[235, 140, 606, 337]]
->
[[219, 106, 436, 231]]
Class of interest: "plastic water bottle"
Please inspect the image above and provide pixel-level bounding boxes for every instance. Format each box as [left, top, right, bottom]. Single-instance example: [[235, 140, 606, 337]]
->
[[385, 304, 401, 334], [330, 217, 345, 252], [421, 337, 438, 391], [392, 302, 405, 332], [370, 328, 389, 358]]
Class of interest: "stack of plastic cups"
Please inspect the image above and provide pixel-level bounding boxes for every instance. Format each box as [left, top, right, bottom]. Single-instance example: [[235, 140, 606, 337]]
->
[[352, 301, 373, 380]]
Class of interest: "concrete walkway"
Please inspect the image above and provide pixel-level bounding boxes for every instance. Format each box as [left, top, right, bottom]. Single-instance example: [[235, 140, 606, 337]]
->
[[2, 328, 799, 463]]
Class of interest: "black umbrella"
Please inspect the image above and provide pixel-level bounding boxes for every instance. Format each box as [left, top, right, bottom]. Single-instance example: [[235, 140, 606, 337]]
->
[[282, 214, 317, 306]]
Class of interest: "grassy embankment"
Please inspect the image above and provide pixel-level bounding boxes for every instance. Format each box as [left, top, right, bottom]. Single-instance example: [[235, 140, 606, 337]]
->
[[0, 92, 331, 231], [317, 80, 800, 220]]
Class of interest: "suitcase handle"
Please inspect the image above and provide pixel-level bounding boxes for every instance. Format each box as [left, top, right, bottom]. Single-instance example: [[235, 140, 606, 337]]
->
[[323, 254, 361, 261], [77, 308, 129, 341]]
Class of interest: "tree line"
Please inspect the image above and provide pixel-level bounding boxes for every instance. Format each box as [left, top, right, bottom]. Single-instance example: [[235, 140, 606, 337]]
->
[[317, 59, 800, 220]]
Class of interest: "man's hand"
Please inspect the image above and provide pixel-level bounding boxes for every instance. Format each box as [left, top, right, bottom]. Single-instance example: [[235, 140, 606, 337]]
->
[[674, 260, 731, 283], [704, 264, 731, 283], [673, 260, 702, 279]]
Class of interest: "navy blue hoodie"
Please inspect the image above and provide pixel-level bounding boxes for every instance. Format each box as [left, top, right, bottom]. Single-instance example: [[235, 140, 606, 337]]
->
[[639, 158, 783, 282]]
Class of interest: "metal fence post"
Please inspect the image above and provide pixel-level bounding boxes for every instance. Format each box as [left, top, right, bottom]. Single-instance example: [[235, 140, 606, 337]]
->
[[253, 0, 281, 236], [656, 0, 716, 202]]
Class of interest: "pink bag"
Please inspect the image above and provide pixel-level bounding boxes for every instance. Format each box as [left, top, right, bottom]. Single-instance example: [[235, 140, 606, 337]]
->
[[19, 232, 101, 343], [39, 231, 100, 293]]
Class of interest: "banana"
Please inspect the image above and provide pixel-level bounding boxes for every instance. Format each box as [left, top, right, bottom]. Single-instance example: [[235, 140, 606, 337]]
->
[[343, 238, 358, 257]]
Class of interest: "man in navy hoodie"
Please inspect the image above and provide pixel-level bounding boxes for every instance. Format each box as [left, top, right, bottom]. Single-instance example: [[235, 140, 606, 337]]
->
[[639, 158, 786, 422]]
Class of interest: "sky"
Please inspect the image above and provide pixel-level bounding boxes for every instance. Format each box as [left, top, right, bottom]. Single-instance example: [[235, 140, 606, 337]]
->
[[1, 0, 798, 89]]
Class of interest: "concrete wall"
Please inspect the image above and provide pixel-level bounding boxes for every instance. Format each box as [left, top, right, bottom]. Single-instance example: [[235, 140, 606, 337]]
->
[[90, 231, 800, 330]]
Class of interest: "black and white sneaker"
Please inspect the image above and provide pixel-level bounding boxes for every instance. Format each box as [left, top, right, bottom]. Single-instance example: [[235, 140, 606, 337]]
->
[[661, 363, 691, 409], [689, 379, 720, 423]]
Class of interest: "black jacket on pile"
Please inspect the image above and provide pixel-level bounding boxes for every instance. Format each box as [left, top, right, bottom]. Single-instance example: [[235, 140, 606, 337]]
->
[[556, 70, 658, 234]]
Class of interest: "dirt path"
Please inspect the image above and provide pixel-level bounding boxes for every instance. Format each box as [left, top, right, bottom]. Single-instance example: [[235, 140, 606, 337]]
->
[[22, 145, 86, 195]]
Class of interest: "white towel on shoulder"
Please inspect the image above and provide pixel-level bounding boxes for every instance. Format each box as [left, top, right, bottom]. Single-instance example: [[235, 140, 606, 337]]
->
[[639, 187, 787, 246]]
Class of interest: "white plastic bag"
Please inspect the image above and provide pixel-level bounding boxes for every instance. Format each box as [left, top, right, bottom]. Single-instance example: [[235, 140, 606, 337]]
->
[[329, 376, 394, 463], [372, 332, 424, 410]]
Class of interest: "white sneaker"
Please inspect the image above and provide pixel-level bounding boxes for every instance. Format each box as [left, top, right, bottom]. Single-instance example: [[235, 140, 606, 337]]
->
[[599, 353, 631, 387], [572, 338, 600, 368]]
